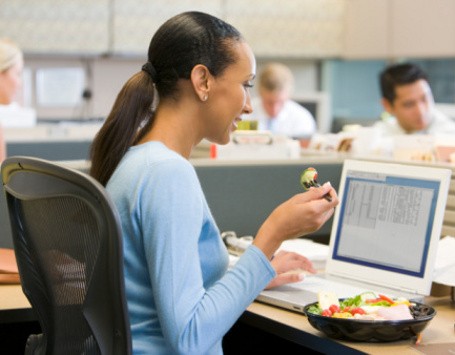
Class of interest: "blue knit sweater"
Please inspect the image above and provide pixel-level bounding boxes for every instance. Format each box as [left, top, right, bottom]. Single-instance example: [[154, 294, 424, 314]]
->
[[106, 142, 275, 354]]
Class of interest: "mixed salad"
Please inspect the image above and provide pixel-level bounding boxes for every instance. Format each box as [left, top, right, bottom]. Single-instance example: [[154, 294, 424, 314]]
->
[[307, 291, 416, 321]]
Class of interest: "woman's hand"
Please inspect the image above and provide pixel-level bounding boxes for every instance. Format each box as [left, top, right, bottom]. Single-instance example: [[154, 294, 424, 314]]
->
[[265, 250, 316, 289], [254, 182, 339, 259]]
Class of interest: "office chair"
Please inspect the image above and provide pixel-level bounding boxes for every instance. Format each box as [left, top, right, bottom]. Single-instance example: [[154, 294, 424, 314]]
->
[[1, 156, 132, 355]]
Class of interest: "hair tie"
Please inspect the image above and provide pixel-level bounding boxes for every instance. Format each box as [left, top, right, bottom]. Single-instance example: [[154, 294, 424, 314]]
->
[[142, 62, 157, 82]]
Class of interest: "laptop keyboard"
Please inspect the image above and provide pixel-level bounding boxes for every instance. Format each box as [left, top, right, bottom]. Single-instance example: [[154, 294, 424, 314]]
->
[[292, 275, 369, 298]]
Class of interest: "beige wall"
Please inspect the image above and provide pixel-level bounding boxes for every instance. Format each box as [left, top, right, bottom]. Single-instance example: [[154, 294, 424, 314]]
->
[[23, 55, 320, 120]]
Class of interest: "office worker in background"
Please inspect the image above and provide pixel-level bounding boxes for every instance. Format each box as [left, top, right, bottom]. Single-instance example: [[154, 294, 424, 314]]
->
[[90, 11, 338, 354], [0, 38, 24, 162], [248, 62, 316, 138], [374, 62, 455, 136]]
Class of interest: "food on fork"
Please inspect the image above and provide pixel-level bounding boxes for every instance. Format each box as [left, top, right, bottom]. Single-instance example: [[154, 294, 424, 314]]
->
[[300, 167, 332, 202], [300, 167, 319, 189]]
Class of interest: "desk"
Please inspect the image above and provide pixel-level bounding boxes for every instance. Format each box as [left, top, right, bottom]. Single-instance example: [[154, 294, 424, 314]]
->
[[240, 297, 454, 354], [2, 284, 453, 354], [0, 284, 35, 324], [0, 285, 39, 353]]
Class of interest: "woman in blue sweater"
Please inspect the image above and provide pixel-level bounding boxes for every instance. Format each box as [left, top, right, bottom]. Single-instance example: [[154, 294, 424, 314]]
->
[[90, 11, 338, 354]]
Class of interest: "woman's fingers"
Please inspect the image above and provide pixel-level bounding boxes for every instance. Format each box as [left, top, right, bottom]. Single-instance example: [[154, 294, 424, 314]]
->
[[253, 182, 339, 259], [271, 250, 317, 275], [265, 273, 304, 289]]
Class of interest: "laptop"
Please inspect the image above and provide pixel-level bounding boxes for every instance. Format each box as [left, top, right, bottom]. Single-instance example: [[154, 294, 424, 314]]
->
[[256, 159, 451, 313]]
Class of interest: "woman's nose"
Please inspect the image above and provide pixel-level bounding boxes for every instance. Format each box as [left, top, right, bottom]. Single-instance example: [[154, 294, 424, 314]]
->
[[243, 95, 253, 115]]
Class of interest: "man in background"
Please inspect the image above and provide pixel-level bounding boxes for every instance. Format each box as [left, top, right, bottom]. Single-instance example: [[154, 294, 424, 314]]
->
[[374, 62, 455, 135], [248, 62, 316, 138]]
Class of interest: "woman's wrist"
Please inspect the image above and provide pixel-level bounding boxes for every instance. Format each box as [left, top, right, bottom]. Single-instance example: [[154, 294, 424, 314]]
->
[[253, 222, 281, 260]]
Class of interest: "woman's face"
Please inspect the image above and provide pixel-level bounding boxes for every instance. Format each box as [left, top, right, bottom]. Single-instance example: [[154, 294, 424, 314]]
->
[[203, 41, 256, 145], [0, 59, 23, 104]]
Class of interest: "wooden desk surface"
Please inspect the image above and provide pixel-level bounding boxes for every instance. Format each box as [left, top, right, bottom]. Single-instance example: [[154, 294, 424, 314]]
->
[[0, 284, 30, 310], [2, 284, 454, 353], [0, 284, 35, 324], [246, 296, 455, 354]]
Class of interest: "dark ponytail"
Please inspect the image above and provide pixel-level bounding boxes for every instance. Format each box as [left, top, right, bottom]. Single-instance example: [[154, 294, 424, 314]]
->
[[90, 71, 155, 186], [90, 11, 242, 185]]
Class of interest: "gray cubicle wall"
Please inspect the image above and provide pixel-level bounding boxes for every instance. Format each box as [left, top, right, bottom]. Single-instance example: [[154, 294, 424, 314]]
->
[[7, 141, 92, 161], [1, 159, 343, 248], [194, 161, 343, 244]]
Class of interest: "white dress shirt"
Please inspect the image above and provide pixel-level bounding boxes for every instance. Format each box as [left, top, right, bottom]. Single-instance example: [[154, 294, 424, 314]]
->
[[248, 97, 316, 138], [373, 108, 455, 136]]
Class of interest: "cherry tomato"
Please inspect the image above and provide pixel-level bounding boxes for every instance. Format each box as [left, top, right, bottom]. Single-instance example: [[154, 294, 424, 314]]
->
[[350, 307, 366, 315], [321, 309, 332, 317], [329, 304, 340, 314]]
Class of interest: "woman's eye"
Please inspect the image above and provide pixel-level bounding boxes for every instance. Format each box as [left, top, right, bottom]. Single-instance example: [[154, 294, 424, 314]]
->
[[244, 82, 254, 88]]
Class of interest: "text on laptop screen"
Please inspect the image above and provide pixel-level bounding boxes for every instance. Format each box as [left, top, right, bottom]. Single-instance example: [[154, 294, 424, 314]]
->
[[332, 169, 440, 278]]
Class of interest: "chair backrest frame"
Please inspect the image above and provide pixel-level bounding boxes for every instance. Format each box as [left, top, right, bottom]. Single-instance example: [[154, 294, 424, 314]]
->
[[1, 156, 132, 355]]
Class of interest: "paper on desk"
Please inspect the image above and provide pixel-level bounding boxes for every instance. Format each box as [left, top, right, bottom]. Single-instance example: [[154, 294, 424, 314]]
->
[[278, 239, 329, 270], [278, 239, 329, 260], [227, 238, 329, 269], [432, 235, 455, 287]]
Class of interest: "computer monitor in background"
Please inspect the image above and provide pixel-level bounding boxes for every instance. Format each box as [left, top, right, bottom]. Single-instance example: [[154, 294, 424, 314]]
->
[[293, 92, 331, 134]]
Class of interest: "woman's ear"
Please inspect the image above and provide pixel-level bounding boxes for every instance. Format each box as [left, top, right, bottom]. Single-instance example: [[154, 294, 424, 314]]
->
[[191, 64, 211, 102]]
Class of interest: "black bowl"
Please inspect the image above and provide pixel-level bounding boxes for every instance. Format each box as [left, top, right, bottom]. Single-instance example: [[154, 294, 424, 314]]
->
[[303, 301, 436, 342]]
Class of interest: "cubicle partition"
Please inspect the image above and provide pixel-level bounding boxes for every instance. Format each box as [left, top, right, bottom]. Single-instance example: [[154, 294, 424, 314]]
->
[[194, 157, 455, 244], [6, 141, 92, 161], [3, 156, 454, 249], [1, 157, 343, 248], [194, 158, 343, 243]]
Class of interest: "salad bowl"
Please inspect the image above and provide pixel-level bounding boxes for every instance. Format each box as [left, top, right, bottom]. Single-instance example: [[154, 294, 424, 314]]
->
[[304, 300, 436, 342]]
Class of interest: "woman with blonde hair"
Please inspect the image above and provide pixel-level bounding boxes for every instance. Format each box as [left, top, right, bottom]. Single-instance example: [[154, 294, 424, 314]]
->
[[0, 38, 24, 161]]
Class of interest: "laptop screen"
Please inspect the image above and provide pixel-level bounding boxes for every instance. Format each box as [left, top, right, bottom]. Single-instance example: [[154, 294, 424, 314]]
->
[[327, 159, 451, 295], [333, 170, 439, 277]]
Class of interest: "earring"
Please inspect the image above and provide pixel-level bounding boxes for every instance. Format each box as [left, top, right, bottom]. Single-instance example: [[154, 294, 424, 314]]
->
[[202, 95, 208, 102]]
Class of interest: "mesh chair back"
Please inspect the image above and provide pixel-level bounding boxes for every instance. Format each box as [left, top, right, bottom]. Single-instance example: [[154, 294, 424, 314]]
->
[[1, 156, 131, 355]]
